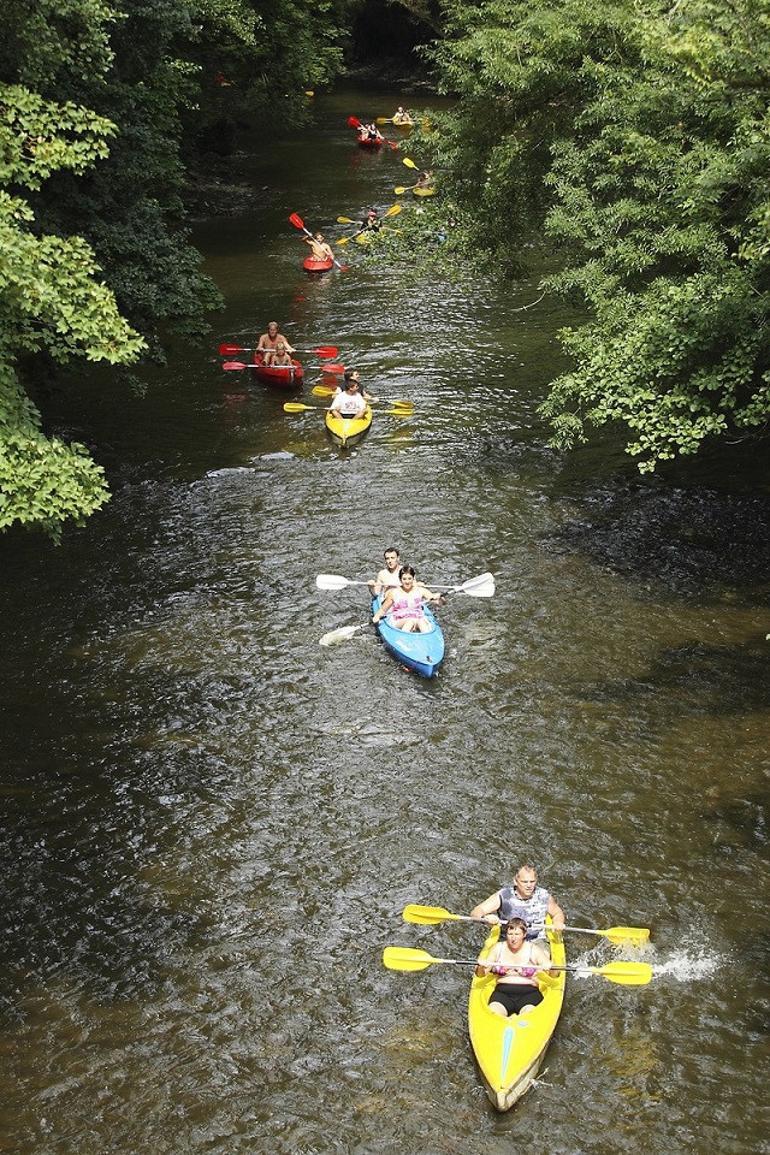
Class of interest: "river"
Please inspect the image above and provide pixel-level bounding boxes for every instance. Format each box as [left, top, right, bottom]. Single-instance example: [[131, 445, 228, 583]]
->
[[0, 85, 768, 1155]]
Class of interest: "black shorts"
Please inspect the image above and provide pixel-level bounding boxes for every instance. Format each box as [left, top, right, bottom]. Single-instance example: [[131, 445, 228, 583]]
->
[[488, 984, 544, 1016]]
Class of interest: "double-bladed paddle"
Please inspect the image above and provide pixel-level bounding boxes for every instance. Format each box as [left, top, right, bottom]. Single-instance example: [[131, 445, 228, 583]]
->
[[337, 203, 403, 245], [316, 572, 494, 597], [401, 904, 650, 947], [288, 212, 348, 271], [347, 116, 399, 150], [284, 401, 412, 416], [219, 342, 338, 359], [382, 947, 653, 986], [311, 384, 413, 406]]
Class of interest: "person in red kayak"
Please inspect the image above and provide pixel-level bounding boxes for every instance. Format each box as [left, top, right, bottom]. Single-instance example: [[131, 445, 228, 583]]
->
[[474, 918, 556, 1018], [263, 338, 294, 367], [371, 566, 442, 634], [304, 232, 335, 263], [256, 321, 295, 356]]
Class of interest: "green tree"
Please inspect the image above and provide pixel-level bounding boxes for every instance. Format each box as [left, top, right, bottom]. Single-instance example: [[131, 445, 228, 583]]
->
[[432, 0, 770, 470]]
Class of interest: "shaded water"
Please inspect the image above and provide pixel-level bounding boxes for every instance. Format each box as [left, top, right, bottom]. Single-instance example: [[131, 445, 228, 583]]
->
[[1, 87, 768, 1154]]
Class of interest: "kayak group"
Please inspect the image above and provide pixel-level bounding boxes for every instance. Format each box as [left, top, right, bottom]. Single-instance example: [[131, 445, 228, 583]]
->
[[220, 106, 655, 1109]]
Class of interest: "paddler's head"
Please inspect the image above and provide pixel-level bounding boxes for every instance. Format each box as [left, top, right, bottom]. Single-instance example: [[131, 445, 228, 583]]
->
[[343, 369, 361, 393], [398, 565, 417, 590], [503, 918, 528, 948], [514, 865, 538, 899], [383, 547, 400, 572], [267, 321, 278, 337]]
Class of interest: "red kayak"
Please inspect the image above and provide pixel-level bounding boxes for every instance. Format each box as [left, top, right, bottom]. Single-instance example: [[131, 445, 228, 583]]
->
[[250, 352, 304, 389], [303, 255, 334, 273], [357, 133, 383, 149]]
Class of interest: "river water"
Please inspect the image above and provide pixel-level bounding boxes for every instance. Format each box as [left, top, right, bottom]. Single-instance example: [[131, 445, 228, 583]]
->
[[1, 86, 768, 1155]]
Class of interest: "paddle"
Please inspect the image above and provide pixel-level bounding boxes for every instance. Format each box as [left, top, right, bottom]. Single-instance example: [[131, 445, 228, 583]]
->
[[347, 116, 399, 150], [394, 184, 418, 195], [320, 622, 369, 647], [316, 571, 492, 597], [219, 343, 338, 359], [382, 948, 654, 986], [312, 384, 414, 407], [284, 401, 412, 416], [288, 212, 348, 272], [402, 157, 419, 170], [222, 359, 301, 374], [401, 904, 650, 947]]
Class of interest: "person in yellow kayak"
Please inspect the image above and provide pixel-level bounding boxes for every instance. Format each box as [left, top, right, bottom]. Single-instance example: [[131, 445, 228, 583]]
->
[[304, 232, 335, 263], [263, 338, 294, 367], [371, 566, 442, 633], [330, 368, 378, 403], [415, 170, 434, 190], [257, 321, 295, 356], [470, 863, 566, 955], [360, 208, 382, 233], [474, 918, 556, 1018], [392, 106, 412, 125], [328, 372, 369, 419], [368, 547, 403, 595]]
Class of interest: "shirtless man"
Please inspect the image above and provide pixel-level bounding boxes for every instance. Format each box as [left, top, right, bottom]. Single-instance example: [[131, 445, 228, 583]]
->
[[256, 321, 295, 356], [368, 547, 403, 595], [304, 232, 335, 262]]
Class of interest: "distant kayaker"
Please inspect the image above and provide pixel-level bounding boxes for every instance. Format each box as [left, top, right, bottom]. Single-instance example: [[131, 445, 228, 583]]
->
[[392, 106, 412, 125], [371, 566, 442, 634], [368, 547, 403, 595], [328, 373, 368, 420], [415, 170, 434, 189], [257, 321, 295, 355], [474, 918, 556, 1018], [341, 368, 378, 403], [364, 122, 383, 141], [263, 338, 293, 367], [304, 232, 335, 263], [360, 209, 381, 233], [470, 864, 566, 952]]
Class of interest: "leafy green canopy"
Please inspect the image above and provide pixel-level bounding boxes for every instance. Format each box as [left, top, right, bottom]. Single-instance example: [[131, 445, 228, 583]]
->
[[0, 0, 352, 536], [431, 0, 770, 470]]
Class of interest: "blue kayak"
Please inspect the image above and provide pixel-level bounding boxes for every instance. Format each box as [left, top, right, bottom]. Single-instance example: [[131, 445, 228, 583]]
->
[[371, 595, 445, 678]]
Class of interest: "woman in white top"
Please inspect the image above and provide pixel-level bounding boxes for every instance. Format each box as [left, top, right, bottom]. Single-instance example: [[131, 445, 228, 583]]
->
[[371, 566, 441, 634]]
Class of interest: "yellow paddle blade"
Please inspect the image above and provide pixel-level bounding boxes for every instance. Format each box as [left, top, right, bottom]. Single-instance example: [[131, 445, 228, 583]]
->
[[337, 236, 351, 246], [402, 904, 459, 925], [384, 203, 402, 217], [336, 215, 356, 224], [375, 117, 391, 125], [599, 926, 650, 947], [383, 947, 439, 972], [403, 156, 418, 170], [312, 384, 337, 397], [394, 186, 407, 195], [283, 402, 317, 413], [591, 962, 653, 986]]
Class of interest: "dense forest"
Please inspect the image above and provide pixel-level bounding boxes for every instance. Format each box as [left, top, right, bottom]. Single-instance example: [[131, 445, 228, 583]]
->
[[2, 0, 769, 535]]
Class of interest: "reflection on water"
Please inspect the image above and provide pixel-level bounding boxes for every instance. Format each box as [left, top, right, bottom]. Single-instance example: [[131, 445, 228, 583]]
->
[[0, 86, 768, 1155]]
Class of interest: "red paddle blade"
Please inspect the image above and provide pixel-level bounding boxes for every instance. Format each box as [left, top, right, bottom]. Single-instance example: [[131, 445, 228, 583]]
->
[[314, 346, 339, 359], [347, 116, 362, 129], [218, 342, 246, 356], [322, 363, 344, 375], [386, 139, 399, 151], [222, 360, 248, 371], [288, 212, 305, 230]]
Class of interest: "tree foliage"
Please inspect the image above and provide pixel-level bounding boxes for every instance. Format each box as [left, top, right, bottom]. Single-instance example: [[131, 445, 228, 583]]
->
[[431, 0, 770, 470], [0, 0, 353, 536]]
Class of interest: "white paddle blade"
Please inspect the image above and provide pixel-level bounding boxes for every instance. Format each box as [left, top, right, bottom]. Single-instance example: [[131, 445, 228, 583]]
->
[[316, 574, 352, 590], [460, 572, 495, 597], [319, 624, 366, 647]]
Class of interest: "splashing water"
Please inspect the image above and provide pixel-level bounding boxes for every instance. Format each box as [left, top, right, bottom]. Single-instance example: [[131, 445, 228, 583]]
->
[[651, 949, 724, 981]]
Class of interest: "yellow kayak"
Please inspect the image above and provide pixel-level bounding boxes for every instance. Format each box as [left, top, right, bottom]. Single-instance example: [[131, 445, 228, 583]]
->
[[325, 404, 372, 448], [413, 186, 436, 198], [468, 922, 566, 1110]]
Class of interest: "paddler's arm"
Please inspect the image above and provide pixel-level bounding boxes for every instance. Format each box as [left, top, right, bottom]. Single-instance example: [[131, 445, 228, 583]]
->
[[532, 940, 558, 979], [547, 894, 565, 931], [372, 591, 394, 624], [470, 892, 503, 925]]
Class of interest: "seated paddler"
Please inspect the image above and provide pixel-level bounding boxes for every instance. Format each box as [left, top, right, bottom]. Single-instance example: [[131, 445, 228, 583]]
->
[[475, 918, 556, 1018]]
